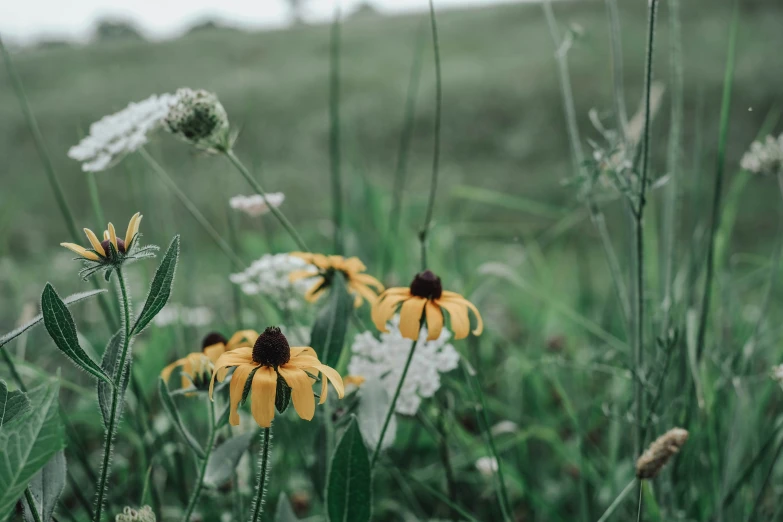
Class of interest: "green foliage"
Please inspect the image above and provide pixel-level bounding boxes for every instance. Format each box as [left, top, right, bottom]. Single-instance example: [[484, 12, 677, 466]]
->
[[327, 416, 372, 522], [22, 450, 66, 522], [0, 380, 30, 427], [356, 379, 396, 451], [40, 283, 112, 385], [132, 235, 180, 336], [310, 271, 352, 369], [275, 375, 292, 414], [0, 380, 65, 520], [274, 493, 299, 522], [98, 330, 130, 428], [157, 378, 205, 458], [204, 430, 256, 488]]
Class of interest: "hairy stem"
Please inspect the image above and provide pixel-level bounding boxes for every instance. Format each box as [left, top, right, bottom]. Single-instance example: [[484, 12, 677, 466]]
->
[[250, 427, 273, 522], [24, 488, 43, 522], [181, 400, 217, 522]]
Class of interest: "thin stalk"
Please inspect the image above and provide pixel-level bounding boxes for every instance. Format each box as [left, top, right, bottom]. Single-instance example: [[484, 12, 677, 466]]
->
[[86, 172, 106, 226], [596, 479, 637, 522], [604, 0, 629, 134], [226, 208, 244, 331], [370, 340, 419, 469], [746, 436, 783, 522], [139, 148, 245, 270], [402, 472, 482, 522], [181, 400, 217, 522], [94, 266, 133, 522], [419, 0, 443, 271], [721, 421, 783, 510], [694, 0, 739, 362], [383, 22, 426, 278], [329, 6, 344, 255], [250, 427, 273, 522], [24, 489, 43, 522], [436, 403, 458, 521], [0, 35, 118, 333], [223, 150, 309, 252]]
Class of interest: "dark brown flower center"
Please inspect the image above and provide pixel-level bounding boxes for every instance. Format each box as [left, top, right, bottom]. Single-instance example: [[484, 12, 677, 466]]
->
[[409, 270, 443, 299], [201, 332, 228, 350], [252, 326, 291, 367], [101, 238, 126, 256]]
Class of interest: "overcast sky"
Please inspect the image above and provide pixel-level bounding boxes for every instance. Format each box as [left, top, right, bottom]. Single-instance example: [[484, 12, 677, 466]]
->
[[1, 0, 526, 44]]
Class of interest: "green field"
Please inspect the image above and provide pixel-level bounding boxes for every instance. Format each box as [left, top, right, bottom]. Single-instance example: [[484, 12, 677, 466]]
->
[[1, 0, 783, 521]]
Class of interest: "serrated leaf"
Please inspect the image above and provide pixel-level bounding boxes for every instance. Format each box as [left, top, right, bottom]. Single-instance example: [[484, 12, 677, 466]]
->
[[132, 236, 180, 335], [41, 284, 112, 385], [0, 289, 107, 350], [158, 378, 204, 459], [275, 375, 291, 414], [98, 331, 131, 429], [0, 380, 30, 429], [310, 271, 352, 369], [0, 379, 65, 520], [357, 379, 396, 451], [23, 450, 66, 522], [275, 493, 299, 522], [327, 416, 372, 522], [204, 430, 256, 488]]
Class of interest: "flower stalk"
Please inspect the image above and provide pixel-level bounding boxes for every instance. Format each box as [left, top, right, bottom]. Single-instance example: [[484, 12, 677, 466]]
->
[[250, 427, 272, 522], [181, 400, 217, 522]]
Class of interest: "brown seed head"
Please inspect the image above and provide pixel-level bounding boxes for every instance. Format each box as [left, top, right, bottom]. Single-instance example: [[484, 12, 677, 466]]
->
[[252, 326, 291, 368], [636, 427, 689, 479], [409, 270, 443, 300], [201, 332, 228, 350]]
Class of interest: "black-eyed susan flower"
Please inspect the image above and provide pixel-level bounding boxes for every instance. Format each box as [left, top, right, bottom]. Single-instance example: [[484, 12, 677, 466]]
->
[[209, 326, 344, 428], [288, 253, 384, 308], [372, 270, 483, 341], [60, 212, 158, 279]]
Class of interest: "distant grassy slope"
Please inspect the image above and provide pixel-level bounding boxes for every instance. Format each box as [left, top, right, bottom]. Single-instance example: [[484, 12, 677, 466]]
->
[[0, 0, 781, 259]]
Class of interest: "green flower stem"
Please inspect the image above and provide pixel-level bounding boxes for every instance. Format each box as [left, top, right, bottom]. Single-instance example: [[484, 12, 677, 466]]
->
[[596, 479, 637, 522], [250, 427, 273, 522], [329, 7, 344, 255], [94, 266, 133, 522], [370, 339, 419, 469], [181, 400, 217, 522], [223, 149, 309, 252], [24, 488, 43, 522]]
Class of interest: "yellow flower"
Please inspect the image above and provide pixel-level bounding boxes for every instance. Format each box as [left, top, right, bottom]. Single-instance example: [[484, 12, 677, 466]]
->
[[161, 330, 258, 390], [209, 327, 345, 427], [289, 252, 383, 308], [61, 212, 143, 262], [372, 270, 483, 341]]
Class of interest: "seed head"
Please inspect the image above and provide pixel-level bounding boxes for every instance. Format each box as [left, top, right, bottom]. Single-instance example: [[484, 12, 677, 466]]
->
[[101, 238, 126, 256], [252, 326, 291, 368], [201, 331, 228, 350], [636, 427, 689, 479], [165, 88, 229, 150], [409, 270, 443, 300]]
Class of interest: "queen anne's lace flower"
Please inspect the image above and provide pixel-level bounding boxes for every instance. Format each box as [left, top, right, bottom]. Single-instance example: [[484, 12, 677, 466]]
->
[[475, 456, 499, 477], [68, 94, 177, 172], [230, 193, 285, 217], [153, 304, 214, 327], [165, 88, 230, 150], [230, 254, 317, 310], [115, 506, 155, 522], [348, 315, 460, 415], [772, 364, 783, 383], [741, 134, 783, 176]]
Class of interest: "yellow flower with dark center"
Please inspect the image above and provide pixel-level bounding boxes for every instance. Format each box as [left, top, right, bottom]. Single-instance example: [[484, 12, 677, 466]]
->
[[372, 270, 483, 341], [289, 252, 384, 308], [209, 326, 345, 427], [161, 330, 258, 390], [61, 212, 143, 262]]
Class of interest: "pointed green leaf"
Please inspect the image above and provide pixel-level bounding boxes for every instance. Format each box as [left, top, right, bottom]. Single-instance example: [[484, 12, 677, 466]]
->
[[158, 378, 204, 458], [0, 289, 107, 350], [23, 450, 66, 522], [98, 331, 131, 428], [275, 375, 291, 414], [327, 416, 372, 522], [0, 380, 65, 520], [310, 271, 352, 369], [132, 236, 180, 335], [0, 380, 30, 429], [41, 284, 112, 385], [275, 493, 299, 522], [357, 379, 396, 451], [204, 431, 256, 488]]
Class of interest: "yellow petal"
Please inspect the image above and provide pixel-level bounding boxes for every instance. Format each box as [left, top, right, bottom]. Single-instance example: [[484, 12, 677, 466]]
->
[[290, 347, 318, 359], [228, 364, 256, 426], [304, 278, 327, 303], [344, 375, 365, 387], [203, 343, 227, 364], [60, 242, 100, 262], [278, 366, 316, 421], [437, 299, 470, 340], [103, 230, 109, 241], [108, 223, 118, 249], [209, 347, 253, 397], [348, 281, 379, 308], [398, 297, 427, 340], [250, 367, 277, 428], [441, 295, 484, 336], [161, 357, 187, 383], [371, 293, 409, 332], [315, 363, 344, 403], [352, 272, 384, 290], [83, 228, 105, 257], [124, 212, 141, 246], [226, 330, 260, 350], [425, 301, 444, 341]]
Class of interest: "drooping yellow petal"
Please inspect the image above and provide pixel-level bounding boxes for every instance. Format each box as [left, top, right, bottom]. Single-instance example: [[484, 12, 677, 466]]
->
[[60, 242, 101, 261], [314, 363, 345, 404], [278, 366, 316, 421], [290, 347, 318, 359], [210, 347, 253, 397], [108, 223, 118, 249], [398, 296, 427, 340], [425, 301, 444, 341], [161, 357, 187, 383], [250, 367, 277, 428], [83, 228, 105, 257], [228, 363, 257, 426], [289, 269, 318, 283], [304, 278, 327, 303], [371, 293, 410, 332], [226, 330, 260, 350], [441, 295, 483, 336], [352, 272, 384, 290], [437, 299, 470, 340], [124, 212, 141, 247], [349, 280, 379, 308]]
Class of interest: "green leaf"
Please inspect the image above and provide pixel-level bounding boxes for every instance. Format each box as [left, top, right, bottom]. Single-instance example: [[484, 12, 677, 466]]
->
[[204, 431, 256, 488], [0, 380, 30, 428], [216, 403, 231, 429], [40, 284, 112, 385], [0, 289, 107, 350], [356, 379, 396, 451], [275, 375, 291, 414], [327, 416, 372, 522], [310, 271, 352, 369], [23, 450, 66, 522], [0, 379, 65, 520], [158, 378, 205, 459], [275, 493, 299, 522], [132, 235, 180, 335], [98, 331, 131, 428]]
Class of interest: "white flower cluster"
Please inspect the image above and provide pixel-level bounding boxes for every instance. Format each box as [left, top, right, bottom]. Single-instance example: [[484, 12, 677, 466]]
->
[[741, 134, 783, 176], [772, 364, 783, 383], [153, 304, 214, 328], [475, 456, 499, 477], [229, 254, 316, 310], [68, 93, 177, 172], [165, 87, 230, 150], [229, 193, 285, 217], [348, 315, 460, 416], [115, 506, 155, 522]]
